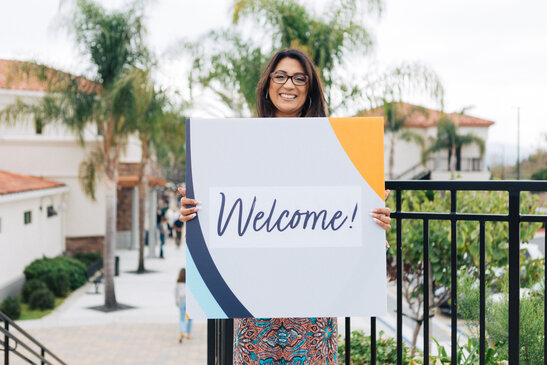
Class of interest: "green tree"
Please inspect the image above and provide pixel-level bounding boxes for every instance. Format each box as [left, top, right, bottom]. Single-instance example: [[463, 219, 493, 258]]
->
[[425, 113, 485, 174], [0, 0, 151, 308], [385, 190, 543, 352], [531, 168, 547, 180], [124, 68, 186, 272], [458, 275, 545, 364], [68, 0, 152, 308], [381, 101, 427, 179], [187, 0, 382, 116]]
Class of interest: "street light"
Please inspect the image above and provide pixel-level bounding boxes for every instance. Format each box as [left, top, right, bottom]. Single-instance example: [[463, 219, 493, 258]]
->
[[512, 106, 520, 180]]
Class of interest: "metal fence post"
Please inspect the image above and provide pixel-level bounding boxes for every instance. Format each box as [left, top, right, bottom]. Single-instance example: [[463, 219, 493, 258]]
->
[[345, 317, 351, 364], [508, 189, 520, 364], [207, 319, 215, 365], [4, 320, 9, 365]]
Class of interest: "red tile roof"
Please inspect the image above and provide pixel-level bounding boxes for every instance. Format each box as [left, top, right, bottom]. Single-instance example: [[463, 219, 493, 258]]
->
[[0, 59, 99, 94], [356, 102, 495, 128], [0, 170, 65, 195]]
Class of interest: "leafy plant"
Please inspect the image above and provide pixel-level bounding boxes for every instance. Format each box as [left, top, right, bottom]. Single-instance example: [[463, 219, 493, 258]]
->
[[337, 330, 409, 364], [385, 189, 543, 350], [429, 337, 502, 365], [0, 296, 21, 320], [24, 256, 87, 296], [21, 279, 49, 303], [74, 252, 103, 267], [28, 288, 55, 310]]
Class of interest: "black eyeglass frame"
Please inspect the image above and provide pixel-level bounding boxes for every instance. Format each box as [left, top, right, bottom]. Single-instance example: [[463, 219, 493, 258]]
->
[[269, 71, 309, 86]]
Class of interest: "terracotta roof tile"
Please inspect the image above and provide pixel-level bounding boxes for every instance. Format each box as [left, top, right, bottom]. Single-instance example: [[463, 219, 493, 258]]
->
[[0, 59, 100, 94], [356, 102, 495, 128], [0, 170, 65, 195]]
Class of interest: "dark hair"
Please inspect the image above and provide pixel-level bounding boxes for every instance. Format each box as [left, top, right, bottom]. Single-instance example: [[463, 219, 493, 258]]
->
[[177, 268, 186, 283], [256, 49, 327, 118]]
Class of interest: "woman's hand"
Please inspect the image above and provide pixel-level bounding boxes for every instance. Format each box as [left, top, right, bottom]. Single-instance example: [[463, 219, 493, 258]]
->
[[371, 190, 392, 248], [371, 189, 391, 230], [178, 187, 200, 222]]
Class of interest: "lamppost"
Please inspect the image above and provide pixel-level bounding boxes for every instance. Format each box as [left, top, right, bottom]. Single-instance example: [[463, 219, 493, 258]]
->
[[513, 106, 521, 180]]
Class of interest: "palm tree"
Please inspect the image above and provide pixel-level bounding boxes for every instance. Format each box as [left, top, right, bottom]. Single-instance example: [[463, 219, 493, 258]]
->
[[426, 113, 485, 174], [382, 101, 428, 179], [69, 0, 152, 308], [0, 0, 151, 308], [187, 0, 381, 116], [124, 68, 186, 273]]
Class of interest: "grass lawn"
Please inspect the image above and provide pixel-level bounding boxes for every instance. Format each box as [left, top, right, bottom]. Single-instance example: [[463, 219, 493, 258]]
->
[[19, 297, 66, 321]]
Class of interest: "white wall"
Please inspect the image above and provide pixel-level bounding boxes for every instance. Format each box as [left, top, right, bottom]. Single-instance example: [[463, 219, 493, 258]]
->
[[0, 137, 107, 237], [384, 128, 428, 178], [0, 89, 142, 238], [0, 188, 67, 294], [385, 126, 491, 178]]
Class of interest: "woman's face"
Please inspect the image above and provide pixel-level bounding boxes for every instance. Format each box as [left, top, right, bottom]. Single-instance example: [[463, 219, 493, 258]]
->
[[268, 57, 309, 118]]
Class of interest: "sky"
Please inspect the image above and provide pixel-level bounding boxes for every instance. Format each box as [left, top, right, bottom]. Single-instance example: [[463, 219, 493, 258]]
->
[[1, 0, 546, 161]]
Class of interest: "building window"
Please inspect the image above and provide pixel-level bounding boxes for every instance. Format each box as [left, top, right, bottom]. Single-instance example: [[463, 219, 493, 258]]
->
[[35, 118, 43, 135], [47, 205, 58, 217], [24, 211, 32, 225]]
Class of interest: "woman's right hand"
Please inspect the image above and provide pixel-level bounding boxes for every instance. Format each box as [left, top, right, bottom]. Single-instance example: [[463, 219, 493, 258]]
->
[[178, 187, 200, 222]]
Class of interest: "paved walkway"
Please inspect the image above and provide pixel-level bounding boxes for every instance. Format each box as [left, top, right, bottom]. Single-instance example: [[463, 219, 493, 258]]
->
[[12, 239, 208, 365]]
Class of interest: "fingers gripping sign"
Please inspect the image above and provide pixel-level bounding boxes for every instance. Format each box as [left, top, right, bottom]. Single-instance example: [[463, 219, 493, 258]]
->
[[370, 189, 391, 248], [178, 187, 200, 222]]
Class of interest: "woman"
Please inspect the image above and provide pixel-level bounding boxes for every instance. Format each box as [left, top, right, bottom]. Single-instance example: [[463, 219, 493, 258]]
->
[[175, 268, 192, 343], [178, 49, 391, 363]]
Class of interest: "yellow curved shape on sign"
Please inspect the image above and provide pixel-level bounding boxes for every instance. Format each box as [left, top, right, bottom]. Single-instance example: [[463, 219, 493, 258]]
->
[[328, 117, 385, 200]]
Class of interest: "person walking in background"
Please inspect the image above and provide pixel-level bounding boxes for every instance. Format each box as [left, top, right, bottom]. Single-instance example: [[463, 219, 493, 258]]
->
[[175, 268, 192, 343], [174, 218, 184, 248], [159, 216, 167, 258]]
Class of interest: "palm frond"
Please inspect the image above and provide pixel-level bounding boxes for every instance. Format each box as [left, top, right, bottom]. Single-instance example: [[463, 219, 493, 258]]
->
[[78, 150, 104, 201]]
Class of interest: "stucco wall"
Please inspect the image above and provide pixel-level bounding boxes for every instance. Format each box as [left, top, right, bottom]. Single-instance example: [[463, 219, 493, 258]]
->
[[0, 89, 142, 239], [0, 137, 107, 237], [0, 188, 67, 300], [385, 126, 491, 178]]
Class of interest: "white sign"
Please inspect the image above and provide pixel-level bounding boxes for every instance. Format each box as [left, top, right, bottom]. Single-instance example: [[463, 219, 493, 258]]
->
[[186, 117, 386, 319]]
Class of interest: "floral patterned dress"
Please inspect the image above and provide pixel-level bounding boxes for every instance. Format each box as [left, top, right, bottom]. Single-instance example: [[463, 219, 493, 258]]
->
[[233, 317, 338, 364]]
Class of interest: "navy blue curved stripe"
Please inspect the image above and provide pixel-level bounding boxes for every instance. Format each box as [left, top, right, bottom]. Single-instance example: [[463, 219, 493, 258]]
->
[[185, 119, 253, 318]]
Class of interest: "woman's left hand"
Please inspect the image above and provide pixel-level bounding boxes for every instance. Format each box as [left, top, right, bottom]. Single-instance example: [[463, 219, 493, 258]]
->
[[371, 189, 391, 231]]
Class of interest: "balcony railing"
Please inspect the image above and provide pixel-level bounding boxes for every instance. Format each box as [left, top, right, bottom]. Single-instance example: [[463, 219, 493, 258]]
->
[[207, 180, 547, 365]]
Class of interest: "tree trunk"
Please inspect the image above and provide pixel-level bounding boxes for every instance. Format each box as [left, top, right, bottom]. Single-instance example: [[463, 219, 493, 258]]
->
[[450, 144, 457, 173], [410, 319, 422, 357], [456, 146, 462, 171], [137, 140, 150, 273], [104, 175, 118, 308], [137, 180, 148, 272], [389, 132, 395, 179]]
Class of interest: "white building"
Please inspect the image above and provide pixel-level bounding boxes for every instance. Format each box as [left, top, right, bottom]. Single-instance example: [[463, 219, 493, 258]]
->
[[0, 171, 69, 299], [358, 102, 494, 180], [0, 59, 164, 299]]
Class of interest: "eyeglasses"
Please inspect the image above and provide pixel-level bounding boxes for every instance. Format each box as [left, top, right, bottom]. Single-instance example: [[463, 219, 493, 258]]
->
[[269, 71, 309, 86]]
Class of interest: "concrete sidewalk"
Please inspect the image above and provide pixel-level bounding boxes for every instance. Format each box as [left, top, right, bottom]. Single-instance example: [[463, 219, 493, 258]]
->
[[13, 240, 207, 365]]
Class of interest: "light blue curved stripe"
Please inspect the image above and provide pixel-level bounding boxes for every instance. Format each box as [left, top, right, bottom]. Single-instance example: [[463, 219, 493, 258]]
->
[[186, 247, 227, 318]]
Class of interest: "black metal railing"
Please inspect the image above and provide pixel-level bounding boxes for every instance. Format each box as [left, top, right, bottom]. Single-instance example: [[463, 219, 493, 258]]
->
[[0, 310, 66, 365], [207, 180, 547, 365]]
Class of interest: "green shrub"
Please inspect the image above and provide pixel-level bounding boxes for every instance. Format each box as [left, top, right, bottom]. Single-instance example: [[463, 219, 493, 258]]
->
[[74, 252, 102, 267], [21, 279, 48, 303], [28, 288, 55, 310], [338, 330, 409, 364], [43, 271, 70, 298], [1, 296, 21, 319], [24, 256, 87, 295]]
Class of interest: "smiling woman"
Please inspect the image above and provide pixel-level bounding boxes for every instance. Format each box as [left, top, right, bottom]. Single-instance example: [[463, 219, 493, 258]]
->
[[178, 49, 391, 364], [267, 58, 309, 117], [255, 48, 327, 118]]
